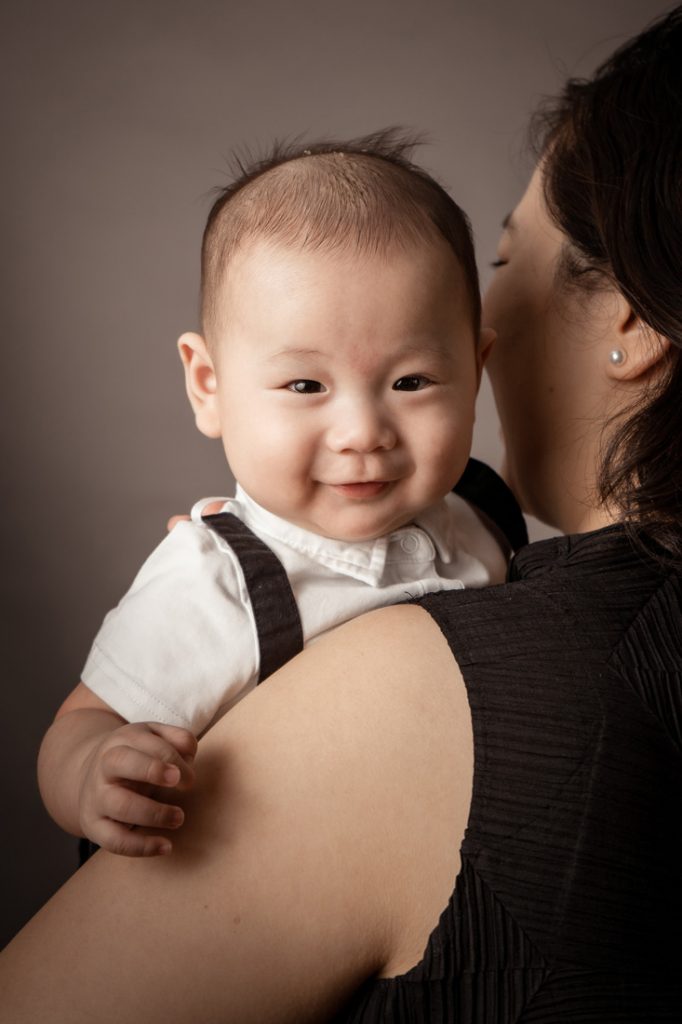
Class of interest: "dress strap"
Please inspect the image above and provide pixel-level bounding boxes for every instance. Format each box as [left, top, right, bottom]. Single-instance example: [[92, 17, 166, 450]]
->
[[202, 511, 305, 684], [453, 457, 528, 555]]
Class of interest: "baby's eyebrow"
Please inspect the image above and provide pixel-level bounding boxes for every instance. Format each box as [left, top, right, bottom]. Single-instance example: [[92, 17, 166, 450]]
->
[[268, 347, 325, 360]]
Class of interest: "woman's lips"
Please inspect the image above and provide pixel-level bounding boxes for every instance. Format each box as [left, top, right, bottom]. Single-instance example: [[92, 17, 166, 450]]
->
[[330, 481, 389, 499]]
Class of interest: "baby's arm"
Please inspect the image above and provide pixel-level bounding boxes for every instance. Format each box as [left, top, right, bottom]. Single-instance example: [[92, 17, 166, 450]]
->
[[38, 683, 197, 857]]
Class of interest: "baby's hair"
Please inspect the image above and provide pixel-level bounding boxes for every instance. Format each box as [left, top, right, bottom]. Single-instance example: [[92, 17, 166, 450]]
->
[[201, 128, 480, 340]]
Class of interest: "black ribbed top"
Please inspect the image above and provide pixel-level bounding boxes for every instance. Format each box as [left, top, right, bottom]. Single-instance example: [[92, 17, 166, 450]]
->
[[335, 526, 682, 1022]]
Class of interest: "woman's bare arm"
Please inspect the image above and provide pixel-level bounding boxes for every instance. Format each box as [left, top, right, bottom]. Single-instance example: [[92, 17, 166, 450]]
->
[[0, 604, 473, 1024]]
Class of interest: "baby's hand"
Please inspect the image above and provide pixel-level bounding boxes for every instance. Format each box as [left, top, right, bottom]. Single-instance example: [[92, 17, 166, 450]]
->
[[167, 500, 224, 533], [78, 722, 197, 857]]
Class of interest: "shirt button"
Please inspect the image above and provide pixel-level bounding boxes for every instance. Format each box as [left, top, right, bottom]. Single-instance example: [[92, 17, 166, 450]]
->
[[400, 533, 419, 554]]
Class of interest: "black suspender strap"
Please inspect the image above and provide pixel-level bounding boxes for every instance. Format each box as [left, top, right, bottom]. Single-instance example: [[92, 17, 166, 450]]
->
[[453, 457, 528, 555], [203, 511, 305, 684]]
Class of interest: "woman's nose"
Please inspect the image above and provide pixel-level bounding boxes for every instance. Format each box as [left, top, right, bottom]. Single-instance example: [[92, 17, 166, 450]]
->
[[326, 400, 397, 454]]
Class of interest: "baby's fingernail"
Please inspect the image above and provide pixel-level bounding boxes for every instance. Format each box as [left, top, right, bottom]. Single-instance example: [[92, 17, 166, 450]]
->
[[164, 766, 180, 784], [159, 842, 172, 855]]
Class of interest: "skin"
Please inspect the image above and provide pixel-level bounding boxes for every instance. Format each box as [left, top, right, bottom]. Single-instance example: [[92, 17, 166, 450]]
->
[[2, 173, 670, 1020], [3, 606, 474, 1023], [37, 697, 197, 855], [37, 236, 491, 857], [180, 236, 490, 542], [484, 167, 669, 534]]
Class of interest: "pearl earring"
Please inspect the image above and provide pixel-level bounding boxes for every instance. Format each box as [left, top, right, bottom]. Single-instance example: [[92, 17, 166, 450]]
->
[[609, 349, 627, 366]]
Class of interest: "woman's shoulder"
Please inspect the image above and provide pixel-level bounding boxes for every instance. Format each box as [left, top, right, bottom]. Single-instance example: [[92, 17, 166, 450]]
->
[[417, 524, 678, 659], [196, 603, 476, 973], [0, 604, 475, 1023]]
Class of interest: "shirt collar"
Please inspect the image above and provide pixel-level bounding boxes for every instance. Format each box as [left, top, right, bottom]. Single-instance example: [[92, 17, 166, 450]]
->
[[413, 497, 459, 565], [221, 485, 454, 586]]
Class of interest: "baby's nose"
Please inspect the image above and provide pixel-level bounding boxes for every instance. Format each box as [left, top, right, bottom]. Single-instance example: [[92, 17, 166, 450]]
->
[[326, 400, 396, 454]]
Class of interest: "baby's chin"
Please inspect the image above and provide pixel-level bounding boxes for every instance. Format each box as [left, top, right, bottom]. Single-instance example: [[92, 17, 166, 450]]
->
[[305, 511, 419, 544]]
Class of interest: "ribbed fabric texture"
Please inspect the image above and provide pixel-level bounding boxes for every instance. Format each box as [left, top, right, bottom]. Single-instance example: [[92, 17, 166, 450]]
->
[[335, 526, 682, 1022]]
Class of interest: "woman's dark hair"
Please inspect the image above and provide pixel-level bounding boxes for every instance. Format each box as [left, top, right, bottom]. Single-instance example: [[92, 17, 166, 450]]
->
[[532, 6, 682, 565]]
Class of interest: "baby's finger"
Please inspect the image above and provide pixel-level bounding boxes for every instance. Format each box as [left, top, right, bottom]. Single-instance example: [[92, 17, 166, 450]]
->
[[166, 514, 189, 532], [145, 723, 198, 763], [91, 819, 175, 858], [102, 785, 185, 833], [100, 744, 185, 790], [107, 728, 197, 787]]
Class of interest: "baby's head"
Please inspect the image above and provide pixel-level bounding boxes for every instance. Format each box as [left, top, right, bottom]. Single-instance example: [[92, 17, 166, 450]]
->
[[179, 130, 492, 542]]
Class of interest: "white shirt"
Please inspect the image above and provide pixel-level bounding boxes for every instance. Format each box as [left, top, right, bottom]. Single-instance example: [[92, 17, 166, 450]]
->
[[82, 486, 507, 735]]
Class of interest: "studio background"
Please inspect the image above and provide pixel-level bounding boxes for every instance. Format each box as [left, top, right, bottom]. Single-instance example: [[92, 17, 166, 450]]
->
[[1, 0, 667, 947]]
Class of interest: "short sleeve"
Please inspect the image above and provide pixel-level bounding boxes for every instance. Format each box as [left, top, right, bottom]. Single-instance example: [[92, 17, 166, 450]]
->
[[81, 521, 259, 735]]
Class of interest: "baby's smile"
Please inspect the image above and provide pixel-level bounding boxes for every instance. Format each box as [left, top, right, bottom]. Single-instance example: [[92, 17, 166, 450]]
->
[[327, 481, 392, 499]]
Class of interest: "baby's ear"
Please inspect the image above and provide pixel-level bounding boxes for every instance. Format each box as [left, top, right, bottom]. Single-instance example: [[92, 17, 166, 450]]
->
[[177, 332, 222, 439], [476, 327, 496, 385]]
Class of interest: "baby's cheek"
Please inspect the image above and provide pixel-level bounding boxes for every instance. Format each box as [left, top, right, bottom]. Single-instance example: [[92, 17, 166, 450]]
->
[[242, 440, 312, 505], [429, 440, 471, 495]]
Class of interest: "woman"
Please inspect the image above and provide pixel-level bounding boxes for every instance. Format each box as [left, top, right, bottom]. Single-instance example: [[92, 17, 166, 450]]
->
[[1, 7, 680, 1021]]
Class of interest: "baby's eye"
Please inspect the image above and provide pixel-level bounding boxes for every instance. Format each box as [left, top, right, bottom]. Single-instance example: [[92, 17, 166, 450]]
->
[[286, 379, 325, 394], [490, 258, 508, 268], [393, 375, 431, 392]]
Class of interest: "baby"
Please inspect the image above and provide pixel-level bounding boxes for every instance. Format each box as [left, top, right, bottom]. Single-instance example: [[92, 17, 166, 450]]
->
[[38, 131, 524, 857]]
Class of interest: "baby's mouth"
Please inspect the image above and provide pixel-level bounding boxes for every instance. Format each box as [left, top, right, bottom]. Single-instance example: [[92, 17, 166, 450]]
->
[[329, 481, 390, 499]]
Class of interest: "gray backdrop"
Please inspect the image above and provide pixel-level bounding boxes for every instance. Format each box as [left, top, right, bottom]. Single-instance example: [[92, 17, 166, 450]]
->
[[1, 0, 667, 947]]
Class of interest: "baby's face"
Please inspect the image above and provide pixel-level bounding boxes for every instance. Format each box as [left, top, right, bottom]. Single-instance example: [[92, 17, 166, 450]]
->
[[210, 237, 483, 541]]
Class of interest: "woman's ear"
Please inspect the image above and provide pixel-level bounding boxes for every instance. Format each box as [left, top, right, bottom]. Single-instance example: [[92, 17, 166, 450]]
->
[[177, 332, 222, 439], [605, 297, 671, 382]]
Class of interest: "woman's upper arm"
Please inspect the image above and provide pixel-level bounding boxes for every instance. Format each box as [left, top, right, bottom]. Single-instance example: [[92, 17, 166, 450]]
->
[[1, 604, 473, 1024]]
